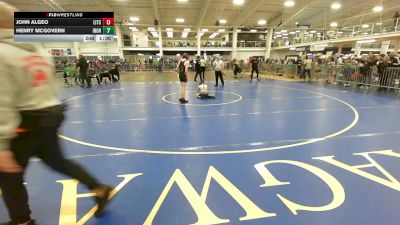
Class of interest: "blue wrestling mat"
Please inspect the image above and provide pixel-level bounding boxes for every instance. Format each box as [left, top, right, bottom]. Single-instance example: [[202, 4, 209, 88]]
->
[[1, 80, 400, 225]]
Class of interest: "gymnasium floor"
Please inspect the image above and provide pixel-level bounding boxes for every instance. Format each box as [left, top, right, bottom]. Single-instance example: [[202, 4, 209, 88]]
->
[[1, 72, 400, 225]]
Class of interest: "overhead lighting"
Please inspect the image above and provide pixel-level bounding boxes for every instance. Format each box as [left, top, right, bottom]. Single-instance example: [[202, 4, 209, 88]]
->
[[148, 27, 156, 31], [362, 24, 370, 28], [237, 29, 242, 32], [289, 31, 296, 34], [166, 28, 174, 31], [258, 20, 267, 25], [284, 0, 295, 7], [282, 33, 288, 36], [167, 32, 173, 38], [129, 27, 138, 31], [129, 17, 140, 22], [218, 29, 225, 32], [184, 28, 191, 31], [373, 6, 383, 12], [295, 22, 299, 25], [330, 22, 338, 27], [290, 47, 296, 50], [233, 0, 244, 5], [219, 19, 227, 24], [177, 0, 188, 2], [338, 31, 343, 34], [309, 30, 317, 34], [201, 28, 209, 32], [356, 39, 376, 44], [176, 18, 185, 23], [275, 32, 281, 35], [331, 3, 341, 9], [376, 22, 383, 25], [281, 29, 288, 33], [250, 29, 257, 32]]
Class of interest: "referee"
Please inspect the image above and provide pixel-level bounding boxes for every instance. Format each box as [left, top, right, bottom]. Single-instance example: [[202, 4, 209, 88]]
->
[[213, 56, 225, 87]]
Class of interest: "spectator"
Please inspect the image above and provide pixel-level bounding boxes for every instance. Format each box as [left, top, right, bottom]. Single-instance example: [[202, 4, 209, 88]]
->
[[76, 54, 91, 88]]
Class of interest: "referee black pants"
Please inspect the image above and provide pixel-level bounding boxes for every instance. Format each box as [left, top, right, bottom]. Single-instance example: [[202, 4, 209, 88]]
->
[[0, 107, 100, 224], [194, 68, 202, 82], [215, 71, 224, 86], [200, 67, 206, 83], [79, 71, 91, 87], [251, 67, 259, 80]]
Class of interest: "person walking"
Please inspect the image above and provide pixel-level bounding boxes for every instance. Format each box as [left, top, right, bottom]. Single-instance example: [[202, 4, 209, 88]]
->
[[76, 54, 91, 88], [303, 56, 313, 81], [0, 3, 112, 225], [233, 59, 241, 78], [250, 56, 260, 82], [213, 56, 225, 87], [177, 53, 190, 103], [193, 55, 202, 83]]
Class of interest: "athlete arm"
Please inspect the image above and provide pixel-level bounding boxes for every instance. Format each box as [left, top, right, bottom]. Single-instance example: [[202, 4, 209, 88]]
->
[[185, 61, 190, 74], [0, 58, 22, 172]]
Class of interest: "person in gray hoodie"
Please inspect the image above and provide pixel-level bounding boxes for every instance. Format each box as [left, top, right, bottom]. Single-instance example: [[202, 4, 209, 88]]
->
[[0, 3, 112, 225]]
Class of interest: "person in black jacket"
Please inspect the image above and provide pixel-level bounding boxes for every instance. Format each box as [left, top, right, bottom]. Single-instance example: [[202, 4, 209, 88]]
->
[[250, 56, 260, 82], [76, 55, 91, 88], [193, 56, 202, 83]]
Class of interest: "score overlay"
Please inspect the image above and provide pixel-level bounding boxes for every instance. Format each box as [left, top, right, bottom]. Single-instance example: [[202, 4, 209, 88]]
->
[[14, 12, 115, 42]]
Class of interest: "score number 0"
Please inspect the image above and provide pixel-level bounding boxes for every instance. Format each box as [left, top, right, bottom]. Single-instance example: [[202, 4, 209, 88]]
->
[[103, 18, 114, 26]]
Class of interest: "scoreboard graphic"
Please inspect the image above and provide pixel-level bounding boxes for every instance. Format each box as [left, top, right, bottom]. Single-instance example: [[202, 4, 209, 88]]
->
[[14, 12, 115, 42]]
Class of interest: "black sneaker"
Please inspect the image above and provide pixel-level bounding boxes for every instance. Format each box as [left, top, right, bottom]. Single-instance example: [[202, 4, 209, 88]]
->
[[180, 99, 189, 104], [94, 185, 113, 218], [1, 220, 38, 225], [179, 98, 184, 102]]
